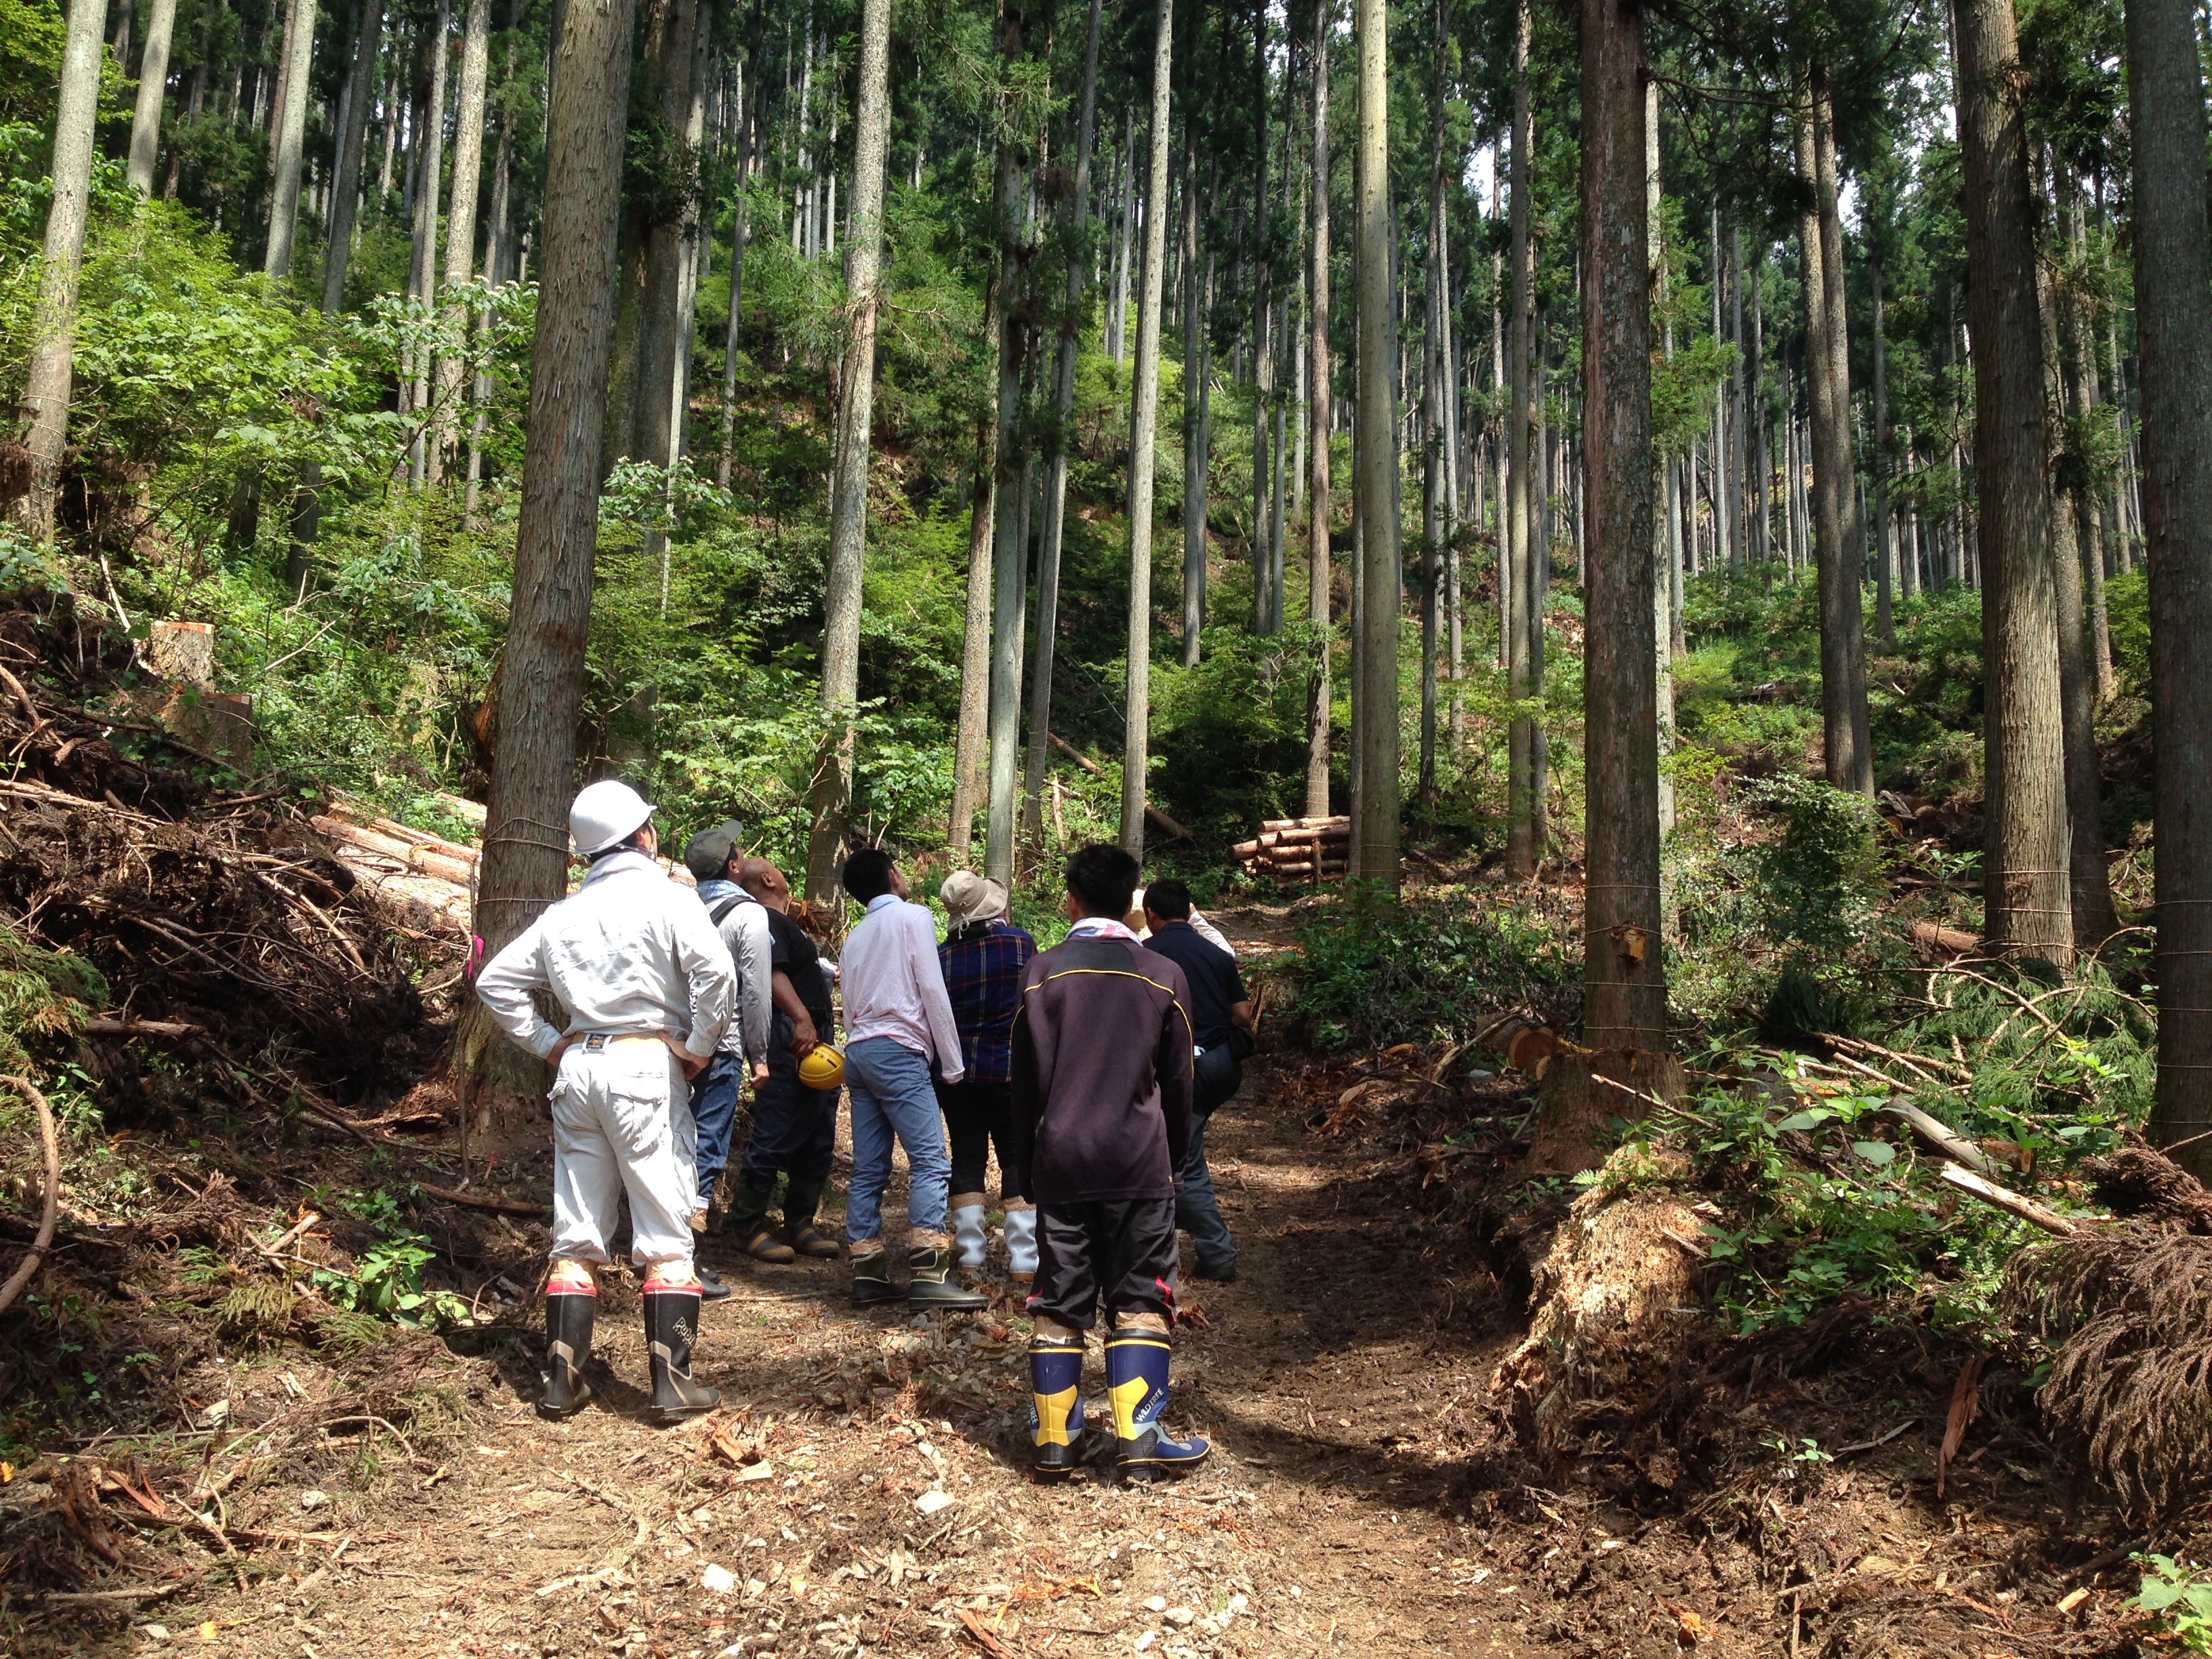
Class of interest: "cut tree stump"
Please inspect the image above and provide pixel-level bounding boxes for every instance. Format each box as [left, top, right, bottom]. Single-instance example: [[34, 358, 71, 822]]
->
[[1527, 1047, 1687, 1175]]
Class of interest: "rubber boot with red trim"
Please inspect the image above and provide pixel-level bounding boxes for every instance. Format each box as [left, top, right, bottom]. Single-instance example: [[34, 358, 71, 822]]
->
[[642, 1270, 721, 1425], [539, 1259, 597, 1420]]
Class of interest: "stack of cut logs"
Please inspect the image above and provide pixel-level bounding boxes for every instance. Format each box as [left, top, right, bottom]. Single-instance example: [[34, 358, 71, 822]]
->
[[308, 795, 698, 939], [1231, 815, 1350, 884]]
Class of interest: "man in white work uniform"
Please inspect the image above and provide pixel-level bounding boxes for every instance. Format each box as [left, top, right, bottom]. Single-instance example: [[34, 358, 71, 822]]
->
[[476, 780, 737, 1425]]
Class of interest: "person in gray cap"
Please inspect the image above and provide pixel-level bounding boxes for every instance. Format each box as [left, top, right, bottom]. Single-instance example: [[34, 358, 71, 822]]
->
[[683, 819, 773, 1280], [935, 870, 1038, 1276], [475, 780, 734, 1424]]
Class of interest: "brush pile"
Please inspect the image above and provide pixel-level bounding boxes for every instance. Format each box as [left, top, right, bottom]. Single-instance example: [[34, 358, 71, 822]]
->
[[2003, 1145, 2212, 1519], [0, 590, 449, 1129], [1231, 815, 1349, 884]]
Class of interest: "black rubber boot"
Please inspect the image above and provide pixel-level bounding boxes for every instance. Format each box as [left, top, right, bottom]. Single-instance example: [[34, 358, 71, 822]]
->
[[907, 1246, 989, 1311], [539, 1288, 596, 1420], [642, 1282, 721, 1424], [850, 1248, 901, 1306], [783, 1176, 843, 1258]]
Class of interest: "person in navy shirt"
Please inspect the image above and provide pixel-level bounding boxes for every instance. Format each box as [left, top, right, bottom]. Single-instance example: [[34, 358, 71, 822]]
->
[[1141, 878, 1252, 1282]]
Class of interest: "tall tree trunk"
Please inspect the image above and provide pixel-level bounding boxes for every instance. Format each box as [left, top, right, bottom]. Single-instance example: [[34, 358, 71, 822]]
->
[[406, 0, 451, 487], [1248, 0, 1273, 638], [18, 0, 107, 544], [718, 56, 754, 490], [2061, 182, 2117, 702], [1580, 0, 1662, 1050], [2039, 255, 2121, 949], [264, 0, 319, 275], [1504, 0, 1539, 876], [2125, 0, 2212, 1164], [428, 0, 491, 479], [127, 0, 180, 196], [983, 4, 1037, 888], [1795, 77, 1875, 796], [1021, 0, 1104, 844], [949, 396, 997, 858], [632, 0, 705, 474], [1181, 147, 1208, 665], [322, 0, 384, 312], [1304, 0, 1333, 820], [1952, 0, 2071, 960], [1872, 255, 1896, 647], [467, 0, 635, 1114], [1119, 0, 1175, 855], [1416, 0, 1444, 815], [1647, 77, 1675, 866], [804, 0, 892, 901], [1351, 0, 1399, 888]]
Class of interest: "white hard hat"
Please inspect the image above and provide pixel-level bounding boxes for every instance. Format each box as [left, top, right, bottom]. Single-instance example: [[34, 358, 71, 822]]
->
[[570, 779, 655, 857]]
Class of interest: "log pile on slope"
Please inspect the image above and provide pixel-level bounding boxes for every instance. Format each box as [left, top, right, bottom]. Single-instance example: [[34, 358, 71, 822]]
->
[[1231, 815, 1349, 884]]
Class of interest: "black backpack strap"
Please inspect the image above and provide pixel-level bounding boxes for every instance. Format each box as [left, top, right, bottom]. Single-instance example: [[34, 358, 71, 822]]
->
[[709, 894, 748, 927]]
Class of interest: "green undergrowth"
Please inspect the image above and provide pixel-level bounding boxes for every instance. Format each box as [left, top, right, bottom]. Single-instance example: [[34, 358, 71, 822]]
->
[[1271, 881, 1582, 1051]]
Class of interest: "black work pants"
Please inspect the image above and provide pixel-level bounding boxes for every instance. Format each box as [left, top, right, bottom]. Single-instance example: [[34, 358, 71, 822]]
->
[[935, 1076, 1023, 1200], [1029, 1197, 1179, 1330]]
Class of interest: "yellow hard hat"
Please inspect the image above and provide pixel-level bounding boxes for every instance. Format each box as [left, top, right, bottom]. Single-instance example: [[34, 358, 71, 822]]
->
[[797, 1044, 845, 1090]]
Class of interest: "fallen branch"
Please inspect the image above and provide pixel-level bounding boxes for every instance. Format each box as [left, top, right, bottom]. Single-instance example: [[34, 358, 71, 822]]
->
[[416, 1184, 552, 1217], [1045, 733, 1190, 841], [257, 1212, 322, 1259], [83, 1016, 203, 1038], [1938, 1161, 2081, 1237], [1883, 1102, 1997, 1175], [0, 1075, 60, 1318]]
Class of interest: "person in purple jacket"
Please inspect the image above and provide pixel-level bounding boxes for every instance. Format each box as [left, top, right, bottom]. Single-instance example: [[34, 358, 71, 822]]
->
[[1010, 844, 1210, 1483]]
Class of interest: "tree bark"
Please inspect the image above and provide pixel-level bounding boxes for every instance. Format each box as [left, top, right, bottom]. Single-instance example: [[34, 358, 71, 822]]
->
[[2037, 247, 2121, 950], [426, 0, 491, 480], [18, 0, 108, 544], [322, 0, 384, 312], [1647, 77, 1675, 866], [1022, 0, 1105, 845], [983, 3, 1037, 887], [406, 0, 451, 486], [718, 52, 755, 489], [1416, 0, 1445, 815], [1580, 0, 1662, 1050], [1504, 0, 1539, 876], [2125, 0, 2212, 1166], [1793, 80, 1872, 795], [1181, 145, 1207, 666], [1953, 0, 2072, 960], [1351, 0, 1399, 889], [127, 0, 180, 196], [1872, 255, 1897, 648], [634, 0, 705, 474], [468, 0, 635, 1110], [804, 0, 893, 902], [264, 0, 320, 276], [1304, 0, 1334, 821], [949, 331, 1000, 860], [1119, 0, 1175, 856]]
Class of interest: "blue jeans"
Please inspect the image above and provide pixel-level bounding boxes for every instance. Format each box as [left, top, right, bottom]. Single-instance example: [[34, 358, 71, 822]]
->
[[1176, 1109, 1237, 1276], [692, 1051, 745, 1213], [844, 1037, 952, 1245]]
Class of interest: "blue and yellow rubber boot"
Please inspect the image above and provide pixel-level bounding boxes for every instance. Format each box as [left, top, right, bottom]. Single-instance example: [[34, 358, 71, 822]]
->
[[1104, 1327, 1210, 1481], [1027, 1335, 1086, 1480]]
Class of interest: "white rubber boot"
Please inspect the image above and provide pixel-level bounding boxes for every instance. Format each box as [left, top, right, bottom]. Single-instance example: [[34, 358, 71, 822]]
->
[[1004, 1204, 1039, 1280], [949, 1200, 989, 1271]]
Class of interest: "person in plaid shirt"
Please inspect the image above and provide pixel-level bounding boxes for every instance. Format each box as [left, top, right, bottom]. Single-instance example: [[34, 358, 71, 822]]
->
[[935, 872, 1038, 1277]]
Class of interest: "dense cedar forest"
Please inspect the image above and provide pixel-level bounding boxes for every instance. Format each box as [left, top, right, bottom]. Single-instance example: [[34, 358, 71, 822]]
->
[[10, 0, 2212, 1651]]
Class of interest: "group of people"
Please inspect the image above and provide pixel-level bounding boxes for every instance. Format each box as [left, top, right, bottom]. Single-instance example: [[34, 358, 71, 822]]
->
[[474, 779, 1253, 1481]]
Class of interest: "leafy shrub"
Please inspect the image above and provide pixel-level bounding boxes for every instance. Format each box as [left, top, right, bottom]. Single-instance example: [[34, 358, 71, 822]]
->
[[1282, 884, 1580, 1050]]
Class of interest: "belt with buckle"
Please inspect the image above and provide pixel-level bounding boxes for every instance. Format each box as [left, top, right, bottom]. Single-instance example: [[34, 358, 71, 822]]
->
[[573, 1031, 674, 1053]]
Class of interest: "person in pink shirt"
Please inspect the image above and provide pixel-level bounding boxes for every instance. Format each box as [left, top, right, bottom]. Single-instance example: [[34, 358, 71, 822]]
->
[[836, 848, 987, 1312]]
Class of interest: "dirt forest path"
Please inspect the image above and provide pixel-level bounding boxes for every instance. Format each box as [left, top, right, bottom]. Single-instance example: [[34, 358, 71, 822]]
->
[[39, 905, 1597, 1659]]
